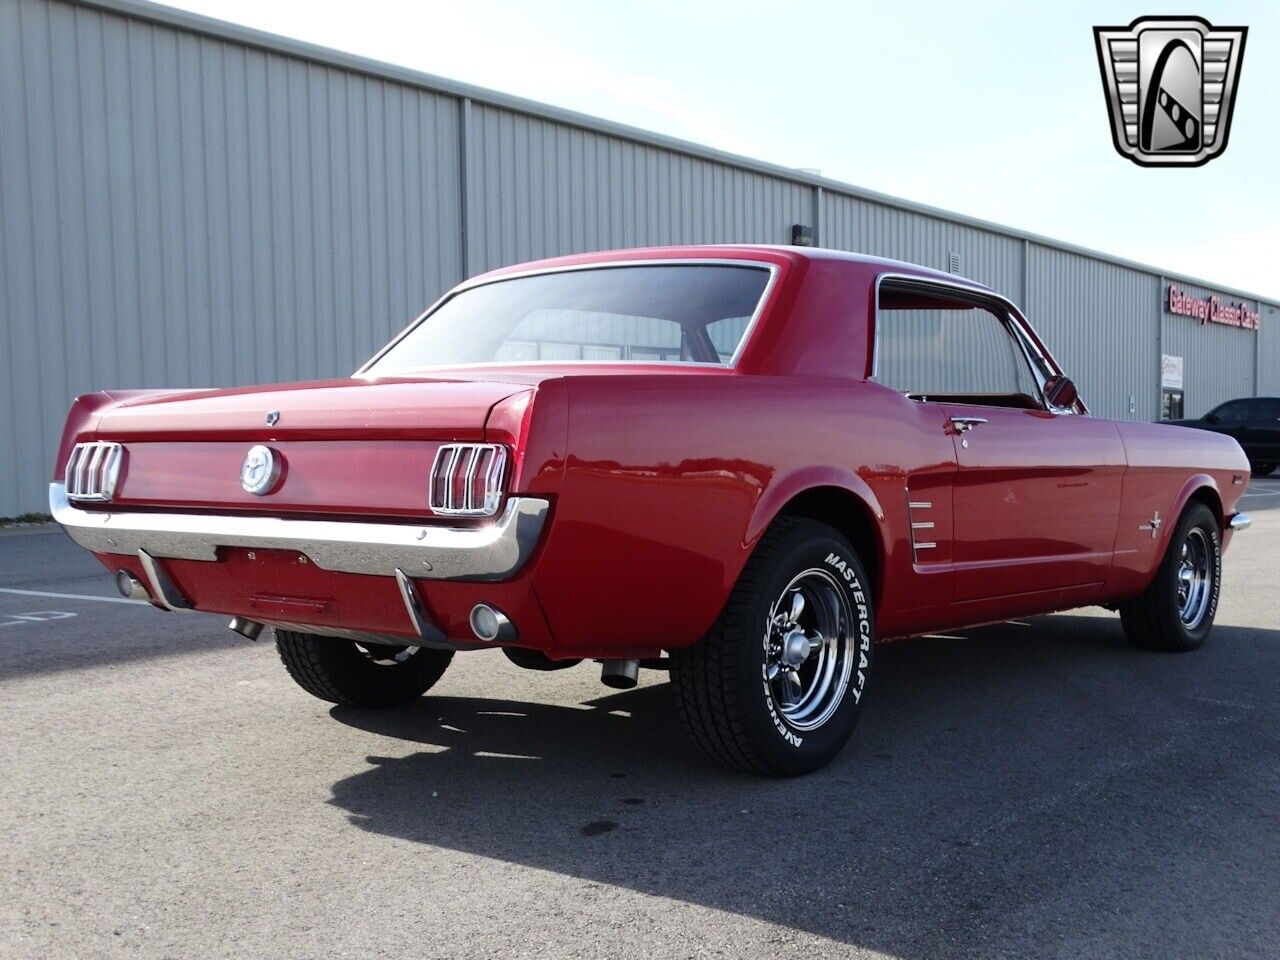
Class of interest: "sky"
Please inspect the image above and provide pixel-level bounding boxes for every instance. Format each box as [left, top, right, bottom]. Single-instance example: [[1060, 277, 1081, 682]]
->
[[165, 0, 1280, 299]]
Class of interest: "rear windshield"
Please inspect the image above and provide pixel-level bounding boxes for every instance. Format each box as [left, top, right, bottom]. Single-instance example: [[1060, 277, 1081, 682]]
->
[[365, 264, 772, 373]]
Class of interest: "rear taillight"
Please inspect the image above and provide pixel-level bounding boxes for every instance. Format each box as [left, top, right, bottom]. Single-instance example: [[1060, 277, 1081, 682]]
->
[[65, 442, 124, 502], [430, 443, 507, 517]]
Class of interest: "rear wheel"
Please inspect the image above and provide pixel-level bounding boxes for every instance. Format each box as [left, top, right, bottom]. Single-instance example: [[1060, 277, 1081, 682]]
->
[[670, 517, 874, 776], [1250, 462, 1276, 476], [275, 630, 452, 707], [1119, 503, 1221, 652]]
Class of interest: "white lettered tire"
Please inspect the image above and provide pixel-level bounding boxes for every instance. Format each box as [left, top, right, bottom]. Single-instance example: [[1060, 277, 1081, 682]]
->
[[671, 517, 874, 775]]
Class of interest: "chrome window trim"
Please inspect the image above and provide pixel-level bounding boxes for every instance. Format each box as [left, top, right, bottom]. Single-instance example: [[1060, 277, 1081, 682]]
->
[[354, 258, 781, 376], [870, 271, 1086, 415], [49, 482, 550, 583]]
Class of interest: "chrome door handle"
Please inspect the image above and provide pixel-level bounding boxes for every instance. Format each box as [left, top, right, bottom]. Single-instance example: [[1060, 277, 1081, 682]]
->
[[949, 416, 988, 448], [949, 416, 988, 433]]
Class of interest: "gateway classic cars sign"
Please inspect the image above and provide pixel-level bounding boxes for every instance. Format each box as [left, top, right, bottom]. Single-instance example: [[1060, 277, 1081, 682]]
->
[[1167, 284, 1260, 330]]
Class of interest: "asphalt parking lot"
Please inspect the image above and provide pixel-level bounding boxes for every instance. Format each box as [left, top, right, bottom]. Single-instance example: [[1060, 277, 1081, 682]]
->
[[2, 478, 1278, 960]]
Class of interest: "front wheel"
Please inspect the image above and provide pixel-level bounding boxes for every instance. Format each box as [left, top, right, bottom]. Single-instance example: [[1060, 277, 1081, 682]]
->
[[276, 630, 452, 707], [671, 518, 875, 776], [1250, 462, 1276, 477], [1119, 502, 1221, 652]]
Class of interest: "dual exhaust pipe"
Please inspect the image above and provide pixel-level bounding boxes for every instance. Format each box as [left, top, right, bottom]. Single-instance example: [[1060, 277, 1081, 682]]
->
[[226, 605, 515, 646], [115, 567, 642, 687], [117, 566, 264, 641], [114, 570, 148, 601], [469, 605, 640, 688], [470, 604, 640, 688]]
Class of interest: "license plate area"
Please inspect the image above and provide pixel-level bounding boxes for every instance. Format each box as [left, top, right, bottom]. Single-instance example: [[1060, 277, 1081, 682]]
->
[[218, 546, 336, 613]]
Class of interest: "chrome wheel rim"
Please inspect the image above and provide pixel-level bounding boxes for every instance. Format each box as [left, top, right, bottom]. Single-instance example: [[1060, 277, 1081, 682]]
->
[[1176, 528, 1212, 629], [762, 568, 854, 731], [355, 642, 421, 666]]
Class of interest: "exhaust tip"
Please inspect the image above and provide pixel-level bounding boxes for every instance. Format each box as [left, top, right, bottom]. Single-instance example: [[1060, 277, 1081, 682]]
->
[[469, 603, 517, 643], [600, 659, 640, 689], [114, 569, 148, 600], [228, 616, 265, 641]]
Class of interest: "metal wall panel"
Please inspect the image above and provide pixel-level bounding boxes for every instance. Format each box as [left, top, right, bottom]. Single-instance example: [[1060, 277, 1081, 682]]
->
[[1258, 304, 1280, 396], [821, 193, 1024, 297], [2, 0, 1277, 516], [1023, 245, 1159, 422], [466, 104, 813, 272], [0, 0, 462, 514], [1160, 281, 1258, 417]]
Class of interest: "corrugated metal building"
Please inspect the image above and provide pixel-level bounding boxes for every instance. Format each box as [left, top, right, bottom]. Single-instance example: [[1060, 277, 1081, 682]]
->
[[2, 0, 1277, 516]]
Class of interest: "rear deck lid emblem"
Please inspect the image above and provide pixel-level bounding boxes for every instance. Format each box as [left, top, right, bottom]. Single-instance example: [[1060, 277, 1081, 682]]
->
[[241, 445, 282, 495], [266, 410, 280, 426]]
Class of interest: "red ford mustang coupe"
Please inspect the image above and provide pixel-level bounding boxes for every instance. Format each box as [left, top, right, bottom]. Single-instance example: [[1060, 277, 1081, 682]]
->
[[52, 246, 1252, 774]]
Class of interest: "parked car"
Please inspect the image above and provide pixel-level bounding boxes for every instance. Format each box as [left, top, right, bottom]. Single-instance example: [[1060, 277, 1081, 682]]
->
[[51, 246, 1253, 775], [1168, 397, 1280, 476]]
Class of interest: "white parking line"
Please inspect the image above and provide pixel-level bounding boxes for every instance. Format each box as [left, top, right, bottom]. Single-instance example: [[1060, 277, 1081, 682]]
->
[[0, 611, 78, 628], [0, 587, 142, 605]]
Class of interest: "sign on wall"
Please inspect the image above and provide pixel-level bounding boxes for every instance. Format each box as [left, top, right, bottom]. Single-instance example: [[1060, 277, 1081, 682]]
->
[[1166, 284, 1260, 330], [1161, 354, 1184, 389]]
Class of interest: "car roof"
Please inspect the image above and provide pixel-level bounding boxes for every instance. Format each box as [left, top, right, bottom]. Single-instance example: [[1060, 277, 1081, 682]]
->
[[469, 244, 990, 292]]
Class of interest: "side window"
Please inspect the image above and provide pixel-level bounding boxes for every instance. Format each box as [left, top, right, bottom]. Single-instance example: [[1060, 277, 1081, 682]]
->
[[1212, 400, 1251, 423], [876, 282, 1041, 408], [706, 316, 751, 363], [1254, 398, 1280, 420]]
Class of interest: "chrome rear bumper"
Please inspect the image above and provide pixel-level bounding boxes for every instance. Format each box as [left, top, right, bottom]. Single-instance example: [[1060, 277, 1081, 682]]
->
[[49, 482, 550, 581], [1229, 512, 1252, 531]]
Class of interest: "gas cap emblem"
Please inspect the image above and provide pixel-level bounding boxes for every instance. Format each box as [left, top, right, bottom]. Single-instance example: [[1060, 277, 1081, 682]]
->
[[240, 445, 281, 496]]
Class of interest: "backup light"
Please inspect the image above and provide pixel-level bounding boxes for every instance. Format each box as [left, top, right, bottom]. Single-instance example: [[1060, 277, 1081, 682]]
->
[[430, 443, 508, 516]]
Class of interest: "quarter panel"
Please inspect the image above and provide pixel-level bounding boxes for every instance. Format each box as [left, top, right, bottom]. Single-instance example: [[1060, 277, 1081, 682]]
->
[[1105, 421, 1249, 598], [527, 376, 957, 655]]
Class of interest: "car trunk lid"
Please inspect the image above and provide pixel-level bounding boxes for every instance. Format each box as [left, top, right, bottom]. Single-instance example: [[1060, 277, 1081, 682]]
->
[[94, 376, 523, 440], [80, 377, 528, 519]]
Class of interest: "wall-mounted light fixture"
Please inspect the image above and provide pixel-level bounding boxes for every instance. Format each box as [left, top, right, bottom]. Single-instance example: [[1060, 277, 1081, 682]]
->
[[791, 224, 814, 247]]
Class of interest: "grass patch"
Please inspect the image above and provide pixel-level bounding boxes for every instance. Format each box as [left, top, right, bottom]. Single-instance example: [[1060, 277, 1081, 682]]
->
[[0, 512, 52, 528]]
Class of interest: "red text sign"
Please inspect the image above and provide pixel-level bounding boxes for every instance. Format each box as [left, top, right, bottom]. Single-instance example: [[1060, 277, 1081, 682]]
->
[[1167, 284, 1260, 330]]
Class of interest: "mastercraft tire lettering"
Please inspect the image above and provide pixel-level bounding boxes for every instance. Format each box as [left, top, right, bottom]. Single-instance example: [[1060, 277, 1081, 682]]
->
[[672, 518, 875, 775]]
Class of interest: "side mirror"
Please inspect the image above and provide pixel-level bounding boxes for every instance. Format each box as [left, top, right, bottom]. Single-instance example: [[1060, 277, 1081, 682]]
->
[[1044, 374, 1078, 411], [1205, 413, 1221, 425]]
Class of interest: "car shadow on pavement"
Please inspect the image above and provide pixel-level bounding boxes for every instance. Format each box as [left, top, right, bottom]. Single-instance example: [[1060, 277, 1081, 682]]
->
[[327, 613, 1280, 957]]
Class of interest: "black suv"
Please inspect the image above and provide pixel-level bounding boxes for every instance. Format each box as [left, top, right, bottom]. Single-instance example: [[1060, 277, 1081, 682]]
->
[[1169, 396, 1280, 476]]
